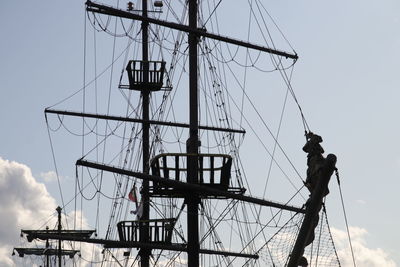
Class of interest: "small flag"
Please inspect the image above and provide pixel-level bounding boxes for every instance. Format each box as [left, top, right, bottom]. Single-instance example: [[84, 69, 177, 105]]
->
[[128, 186, 137, 203], [130, 201, 143, 219]]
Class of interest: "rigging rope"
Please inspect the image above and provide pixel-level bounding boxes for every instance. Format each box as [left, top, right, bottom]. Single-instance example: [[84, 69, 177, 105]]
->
[[335, 168, 357, 267], [45, 116, 66, 210], [202, 0, 222, 27]]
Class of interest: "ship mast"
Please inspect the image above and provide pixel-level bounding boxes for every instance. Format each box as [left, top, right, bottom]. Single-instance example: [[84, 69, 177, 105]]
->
[[36, 1, 307, 266], [187, 0, 199, 265], [140, 0, 151, 265], [15, 206, 94, 267]]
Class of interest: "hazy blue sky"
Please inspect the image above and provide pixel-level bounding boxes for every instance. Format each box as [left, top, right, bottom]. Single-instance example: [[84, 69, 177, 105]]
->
[[1, 0, 400, 266]]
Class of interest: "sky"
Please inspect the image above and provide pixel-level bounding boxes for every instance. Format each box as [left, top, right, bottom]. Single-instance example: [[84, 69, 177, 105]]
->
[[1, 0, 400, 266]]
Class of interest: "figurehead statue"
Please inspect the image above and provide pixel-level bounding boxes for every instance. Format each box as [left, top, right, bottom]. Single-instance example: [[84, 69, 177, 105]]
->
[[303, 132, 325, 194], [293, 132, 336, 267]]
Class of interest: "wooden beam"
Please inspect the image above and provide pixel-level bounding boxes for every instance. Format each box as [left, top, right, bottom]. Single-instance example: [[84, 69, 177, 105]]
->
[[76, 159, 305, 214], [45, 109, 246, 134], [86, 1, 298, 60], [24, 233, 259, 259]]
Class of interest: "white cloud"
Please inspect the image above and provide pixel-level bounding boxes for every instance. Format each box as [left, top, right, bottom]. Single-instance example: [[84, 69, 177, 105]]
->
[[0, 157, 57, 266], [0, 157, 102, 267], [0, 246, 16, 267], [39, 170, 58, 182], [332, 226, 397, 267], [356, 199, 366, 205]]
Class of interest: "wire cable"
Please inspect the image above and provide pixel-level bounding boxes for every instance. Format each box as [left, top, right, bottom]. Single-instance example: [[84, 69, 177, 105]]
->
[[336, 168, 357, 267]]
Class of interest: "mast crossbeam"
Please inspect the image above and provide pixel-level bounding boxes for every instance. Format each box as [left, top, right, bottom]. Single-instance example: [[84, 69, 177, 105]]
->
[[76, 159, 305, 213], [22, 229, 95, 242], [85, 1, 298, 59], [45, 109, 246, 134], [23, 233, 259, 259], [13, 248, 79, 258]]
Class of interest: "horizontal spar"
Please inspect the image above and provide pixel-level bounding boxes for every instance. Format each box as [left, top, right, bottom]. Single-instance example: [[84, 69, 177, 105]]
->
[[86, 1, 298, 60], [13, 247, 79, 257], [76, 159, 305, 214], [26, 233, 258, 259], [45, 109, 245, 134]]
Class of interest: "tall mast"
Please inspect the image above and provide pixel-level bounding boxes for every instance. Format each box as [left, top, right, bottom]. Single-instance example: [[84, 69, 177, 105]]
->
[[140, 0, 151, 265], [16, 206, 93, 266], [187, 0, 199, 266], [45, 230, 50, 267], [56, 206, 62, 267], [38, 3, 312, 266]]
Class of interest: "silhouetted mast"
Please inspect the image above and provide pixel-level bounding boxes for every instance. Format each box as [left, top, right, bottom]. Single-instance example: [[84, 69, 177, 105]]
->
[[140, 0, 151, 265], [27, 1, 317, 267], [187, 0, 199, 265], [15, 206, 93, 266]]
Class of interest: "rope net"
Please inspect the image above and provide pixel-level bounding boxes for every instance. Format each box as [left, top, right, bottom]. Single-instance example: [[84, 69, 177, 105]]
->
[[258, 209, 341, 266]]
